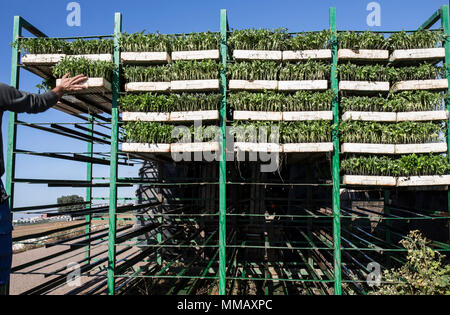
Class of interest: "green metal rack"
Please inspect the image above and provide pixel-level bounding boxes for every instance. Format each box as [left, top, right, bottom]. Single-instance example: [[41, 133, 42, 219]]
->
[[5, 5, 450, 296]]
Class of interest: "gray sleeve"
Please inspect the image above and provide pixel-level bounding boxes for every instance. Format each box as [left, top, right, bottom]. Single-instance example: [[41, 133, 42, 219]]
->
[[0, 83, 58, 114]]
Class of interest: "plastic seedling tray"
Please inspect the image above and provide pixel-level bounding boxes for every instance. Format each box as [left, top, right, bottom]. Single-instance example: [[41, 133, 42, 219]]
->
[[121, 52, 171, 64]]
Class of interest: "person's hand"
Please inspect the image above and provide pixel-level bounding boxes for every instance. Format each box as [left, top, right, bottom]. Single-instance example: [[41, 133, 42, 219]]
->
[[52, 73, 88, 99]]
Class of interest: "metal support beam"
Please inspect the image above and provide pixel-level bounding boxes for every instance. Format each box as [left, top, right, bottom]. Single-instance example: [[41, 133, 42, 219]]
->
[[107, 12, 122, 296], [329, 7, 342, 295], [441, 5, 450, 245], [219, 8, 228, 295], [85, 115, 94, 265], [384, 190, 391, 268], [2, 15, 23, 296], [418, 8, 441, 30], [6, 16, 21, 222]]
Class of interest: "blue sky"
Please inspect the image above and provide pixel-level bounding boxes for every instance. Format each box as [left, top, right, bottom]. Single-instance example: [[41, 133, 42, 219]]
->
[[0, 0, 447, 218]]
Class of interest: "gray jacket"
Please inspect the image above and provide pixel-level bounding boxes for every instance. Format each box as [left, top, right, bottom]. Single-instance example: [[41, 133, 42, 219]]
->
[[0, 83, 58, 234], [0, 83, 58, 176]]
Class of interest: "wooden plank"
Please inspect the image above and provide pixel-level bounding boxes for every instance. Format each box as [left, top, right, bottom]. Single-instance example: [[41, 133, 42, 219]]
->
[[396, 110, 448, 121], [124, 82, 170, 92], [234, 142, 282, 152], [233, 111, 283, 121], [341, 143, 396, 154], [81, 94, 112, 113], [283, 111, 333, 121], [397, 175, 450, 187], [122, 112, 170, 122], [53, 103, 80, 115], [392, 79, 448, 91], [283, 143, 333, 152], [21, 54, 66, 65], [282, 49, 332, 61], [229, 80, 278, 91], [56, 77, 111, 94], [395, 143, 447, 154], [342, 111, 396, 122], [172, 50, 220, 61], [71, 54, 113, 62], [278, 80, 328, 91], [23, 64, 53, 80], [171, 79, 220, 91], [233, 50, 282, 60], [343, 175, 397, 186], [389, 48, 445, 63], [59, 95, 96, 114], [171, 142, 220, 152], [170, 110, 219, 121], [121, 52, 171, 64], [339, 81, 390, 92], [122, 143, 171, 153], [338, 49, 389, 61]]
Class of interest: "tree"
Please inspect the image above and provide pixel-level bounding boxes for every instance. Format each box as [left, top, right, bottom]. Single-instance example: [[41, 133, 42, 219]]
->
[[371, 230, 450, 295], [57, 195, 85, 213]]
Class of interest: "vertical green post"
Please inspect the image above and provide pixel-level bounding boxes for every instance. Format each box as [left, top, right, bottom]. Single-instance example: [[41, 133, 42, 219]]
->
[[3, 15, 22, 297], [107, 12, 122, 296], [6, 16, 21, 211], [384, 190, 391, 268], [85, 115, 93, 264], [441, 5, 450, 244], [329, 7, 342, 295], [219, 9, 228, 295], [157, 216, 162, 266]]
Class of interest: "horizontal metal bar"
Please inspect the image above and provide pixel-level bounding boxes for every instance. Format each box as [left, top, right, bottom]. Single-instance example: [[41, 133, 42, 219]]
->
[[51, 124, 110, 145], [12, 201, 89, 212], [18, 120, 94, 143], [12, 222, 87, 242], [19, 34, 113, 40]]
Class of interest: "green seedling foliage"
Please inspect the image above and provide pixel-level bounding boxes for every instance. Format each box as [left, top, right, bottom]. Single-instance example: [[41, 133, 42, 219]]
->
[[338, 63, 392, 81], [229, 28, 290, 51], [338, 31, 388, 50], [170, 60, 220, 80], [227, 60, 330, 81], [53, 57, 114, 81], [124, 60, 219, 82], [228, 90, 334, 111], [341, 91, 445, 112], [227, 60, 280, 81], [121, 31, 171, 52], [14, 38, 71, 54], [14, 38, 114, 55], [394, 63, 444, 81], [281, 121, 333, 143], [341, 154, 450, 176], [12, 29, 444, 55], [286, 30, 332, 50], [340, 121, 444, 144], [231, 121, 333, 143], [388, 30, 444, 50], [338, 63, 444, 82], [123, 65, 171, 82], [123, 122, 217, 143], [69, 39, 114, 55], [123, 121, 174, 143], [279, 61, 331, 81], [172, 32, 220, 51], [119, 93, 221, 112]]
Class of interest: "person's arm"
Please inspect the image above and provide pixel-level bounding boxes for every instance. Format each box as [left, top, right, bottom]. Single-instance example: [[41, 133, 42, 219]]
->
[[0, 73, 88, 114]]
